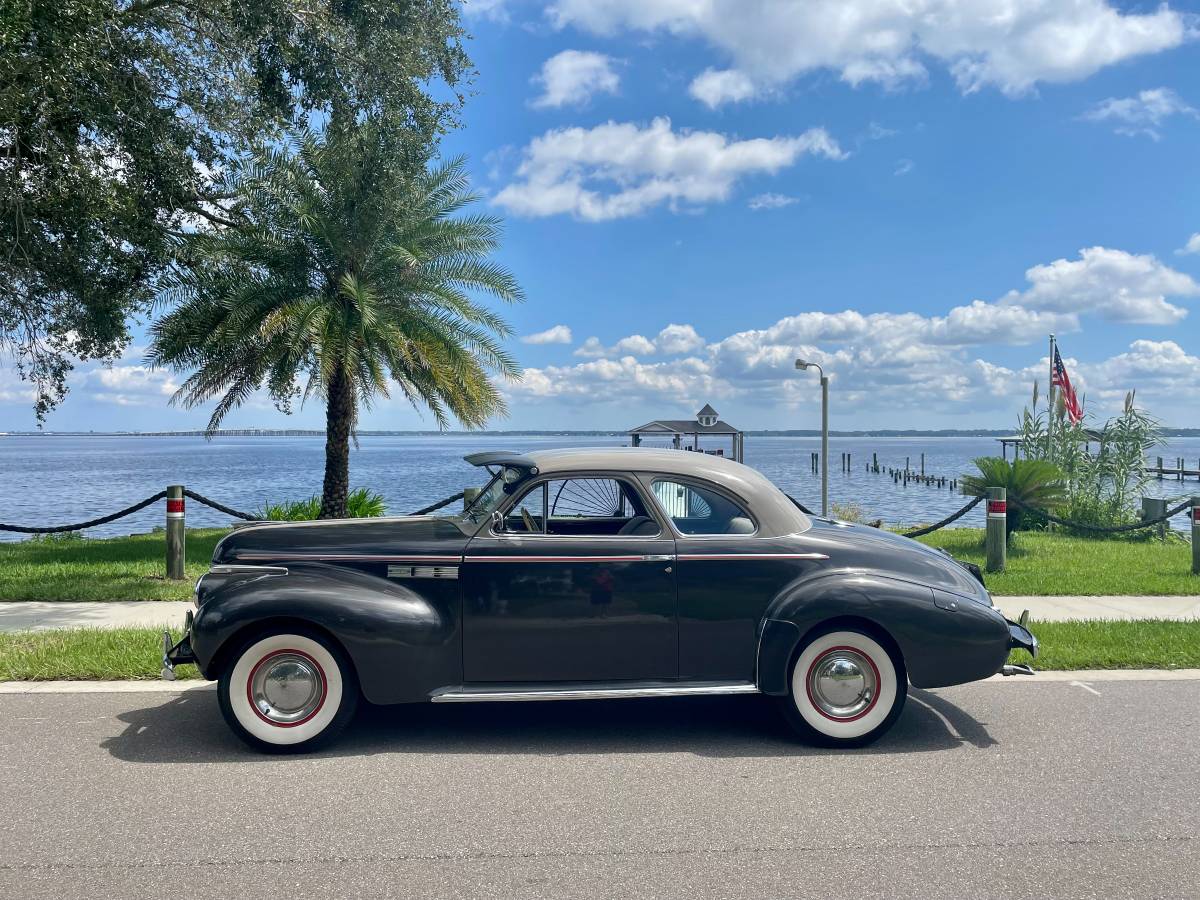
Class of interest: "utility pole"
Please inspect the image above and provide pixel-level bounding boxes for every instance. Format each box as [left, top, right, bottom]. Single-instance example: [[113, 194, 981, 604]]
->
[[796, 359, 829, 517]]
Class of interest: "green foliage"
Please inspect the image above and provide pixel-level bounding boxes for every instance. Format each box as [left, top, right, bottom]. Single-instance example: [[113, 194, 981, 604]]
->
[[829, 501, 867, 524], [1, 0, 471, 419], [1017, 385, 1164, 531], [960, 457, 1067, 536], [258, 487, 386, 521], [148, 124, 523, 518]]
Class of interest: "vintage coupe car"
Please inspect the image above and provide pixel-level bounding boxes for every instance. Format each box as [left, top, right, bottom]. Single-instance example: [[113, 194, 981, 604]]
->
[[164, 448, 1037, 752]]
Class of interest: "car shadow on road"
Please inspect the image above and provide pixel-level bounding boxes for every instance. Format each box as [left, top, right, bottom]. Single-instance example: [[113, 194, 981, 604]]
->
[[101, 687, 997, 764]]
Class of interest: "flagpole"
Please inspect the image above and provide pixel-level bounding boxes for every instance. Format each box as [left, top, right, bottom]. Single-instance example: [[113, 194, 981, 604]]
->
[[1047, 333, 1056, 463]]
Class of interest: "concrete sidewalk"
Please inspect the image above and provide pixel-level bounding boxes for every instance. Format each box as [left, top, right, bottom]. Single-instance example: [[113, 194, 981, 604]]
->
[[1, 595, 1198, 632], [0, 601, 193, 632]]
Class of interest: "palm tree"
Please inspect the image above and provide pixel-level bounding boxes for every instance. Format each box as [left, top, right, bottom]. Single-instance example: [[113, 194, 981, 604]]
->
[[960, 457, 1067, 538], [149, 125, 523, 518]]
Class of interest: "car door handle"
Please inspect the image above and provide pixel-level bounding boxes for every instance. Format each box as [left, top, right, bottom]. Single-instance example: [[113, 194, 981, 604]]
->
[[641, 554, 675, 562]]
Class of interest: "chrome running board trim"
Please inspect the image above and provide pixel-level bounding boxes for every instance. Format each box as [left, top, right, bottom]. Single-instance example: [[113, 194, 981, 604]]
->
[[431, 682, 760, 703]]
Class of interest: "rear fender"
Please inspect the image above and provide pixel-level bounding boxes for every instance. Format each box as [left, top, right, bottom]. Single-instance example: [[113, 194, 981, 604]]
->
[[191, 563, 460, 704]]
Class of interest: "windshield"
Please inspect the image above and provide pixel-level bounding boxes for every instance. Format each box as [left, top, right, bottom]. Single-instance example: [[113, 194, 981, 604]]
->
[[462, 471, 511, 522]]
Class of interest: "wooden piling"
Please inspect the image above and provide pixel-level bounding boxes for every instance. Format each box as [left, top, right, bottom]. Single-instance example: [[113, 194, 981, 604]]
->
[[166, 485, 185, 581], [1192, 497, 1200, 575], [985, 487, 1006, 573]]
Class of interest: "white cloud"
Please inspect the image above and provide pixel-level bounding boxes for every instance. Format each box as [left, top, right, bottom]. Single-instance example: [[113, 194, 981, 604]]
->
[[530, 50, 621, 109], [1076, 340, 1200, 406], [462, 0, 509, 22], [572, 324, 707, 360], [748, 192, 799, 210], [894, 159, 914, 176], [546, 0, 1191, 102], [1081, 88, 1198, 139], [83, 365, 180, 407], [510, 243, 1200, 419], [613, 334, 656, 355], [492, 117, 846, 221], [521, 324, 574, 345], [1176, 233, 1200, 255], [574, 336, 608, 358], [689, 68, 757, 107], [655, 323, 705, 354], [1002, 246, 1200, 325]]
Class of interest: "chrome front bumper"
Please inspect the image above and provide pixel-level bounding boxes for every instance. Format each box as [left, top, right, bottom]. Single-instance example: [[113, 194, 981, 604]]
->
[[1000, 609, 1038, 676], [161, 609, 197, 681]]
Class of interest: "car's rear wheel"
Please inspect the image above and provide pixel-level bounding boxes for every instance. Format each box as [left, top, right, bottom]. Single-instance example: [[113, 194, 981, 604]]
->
[[218, 627, 359, 753], [779, 627, 906, 748]]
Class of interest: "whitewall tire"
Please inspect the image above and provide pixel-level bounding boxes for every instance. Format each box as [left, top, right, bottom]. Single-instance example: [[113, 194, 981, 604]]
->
[[218, 628, 358, 753], [780, 628, 906, 747]]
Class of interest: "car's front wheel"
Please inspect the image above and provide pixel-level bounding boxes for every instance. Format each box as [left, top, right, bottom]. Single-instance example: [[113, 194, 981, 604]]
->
[[779, 627, 906, 748], [218, 628, 359, 753]]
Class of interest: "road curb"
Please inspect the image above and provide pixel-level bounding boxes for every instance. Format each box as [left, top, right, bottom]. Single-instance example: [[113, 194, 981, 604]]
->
[[3, 669, 1200, 693]]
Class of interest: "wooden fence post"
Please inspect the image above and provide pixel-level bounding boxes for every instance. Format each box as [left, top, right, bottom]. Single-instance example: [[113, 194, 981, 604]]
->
[[166, 485, 185, 580], [986, 487, 1006, 573], [1192, 497, 1200, 576]]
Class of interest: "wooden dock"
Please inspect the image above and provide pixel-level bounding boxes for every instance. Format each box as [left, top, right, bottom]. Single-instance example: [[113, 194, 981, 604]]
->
[[1146, 457, 1200, 481]]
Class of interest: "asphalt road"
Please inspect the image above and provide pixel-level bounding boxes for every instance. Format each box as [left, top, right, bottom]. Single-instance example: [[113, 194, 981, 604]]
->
[[0, 679, 1197, 900]]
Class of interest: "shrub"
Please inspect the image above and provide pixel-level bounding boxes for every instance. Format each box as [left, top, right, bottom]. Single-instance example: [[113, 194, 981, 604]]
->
[[1016, 387, 1164, 533], [259, 487, 386, 521], [960, 457, 1067, 538]]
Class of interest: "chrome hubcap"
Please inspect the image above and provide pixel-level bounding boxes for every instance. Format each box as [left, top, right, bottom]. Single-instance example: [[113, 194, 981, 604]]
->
[[808, 649, 876, 719], [250, 653, 324, 724]]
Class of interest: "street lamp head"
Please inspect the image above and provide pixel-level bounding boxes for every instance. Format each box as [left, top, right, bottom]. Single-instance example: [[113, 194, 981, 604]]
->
[[794, 358, 810, 370]]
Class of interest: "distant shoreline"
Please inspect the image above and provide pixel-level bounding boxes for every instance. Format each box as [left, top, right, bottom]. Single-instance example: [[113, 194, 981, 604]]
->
[[4, 428, 1199, 438]]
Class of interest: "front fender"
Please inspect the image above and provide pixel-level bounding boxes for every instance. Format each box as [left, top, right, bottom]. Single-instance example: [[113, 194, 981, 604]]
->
[[191, 563, 460, 704], [756, 571, 1010, 693]]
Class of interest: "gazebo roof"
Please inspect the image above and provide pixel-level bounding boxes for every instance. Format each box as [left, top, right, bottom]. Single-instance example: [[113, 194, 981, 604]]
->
[[629, 418, 741, 435]]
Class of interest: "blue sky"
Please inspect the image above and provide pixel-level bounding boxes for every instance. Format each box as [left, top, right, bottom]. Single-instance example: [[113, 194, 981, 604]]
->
[[4, 0, 1200, 432]]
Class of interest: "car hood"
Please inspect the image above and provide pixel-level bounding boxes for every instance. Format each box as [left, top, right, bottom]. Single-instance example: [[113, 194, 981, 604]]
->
[[212, 515, 471, 565], [804, 517, 990, 602]]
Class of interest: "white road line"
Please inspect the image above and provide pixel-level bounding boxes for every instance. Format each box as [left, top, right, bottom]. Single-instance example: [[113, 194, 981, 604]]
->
[[1070, 680, 1103, 696]]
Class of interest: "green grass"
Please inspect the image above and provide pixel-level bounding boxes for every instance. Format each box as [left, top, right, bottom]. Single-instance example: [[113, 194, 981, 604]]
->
[[0, 529, 228, 601], [1008, 619, 1200, 670], [0, 627, 201, 680], [1, 621, 1196, 681], [917, 528, 1199, 596]]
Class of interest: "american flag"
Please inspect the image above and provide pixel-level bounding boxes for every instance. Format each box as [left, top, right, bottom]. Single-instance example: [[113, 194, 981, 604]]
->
[[1051, 346, 1084, 424]]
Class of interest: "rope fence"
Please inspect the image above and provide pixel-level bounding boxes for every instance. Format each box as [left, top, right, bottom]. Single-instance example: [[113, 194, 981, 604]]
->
[[900, 495, 986, 538], [1007, 495, 1193, 534], [2, 481, 1196, 579]]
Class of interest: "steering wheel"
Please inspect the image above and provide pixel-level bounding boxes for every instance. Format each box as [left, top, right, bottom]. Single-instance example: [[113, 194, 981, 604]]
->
[[520, 506, 538, 533]]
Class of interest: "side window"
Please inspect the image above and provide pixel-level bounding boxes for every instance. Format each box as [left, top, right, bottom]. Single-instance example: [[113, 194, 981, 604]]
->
[[507, 482, 546, 533], [506, 478, 658, 537], [652, 479, 755, 536]]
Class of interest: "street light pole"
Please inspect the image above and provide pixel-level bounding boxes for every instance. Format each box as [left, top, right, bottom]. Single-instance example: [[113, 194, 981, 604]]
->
[[795, 359, 829, 517]]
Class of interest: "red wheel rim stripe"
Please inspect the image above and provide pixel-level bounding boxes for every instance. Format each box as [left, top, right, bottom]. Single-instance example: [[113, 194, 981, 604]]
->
[[805, 645, 883, 723], [246, 648, 329, 728]]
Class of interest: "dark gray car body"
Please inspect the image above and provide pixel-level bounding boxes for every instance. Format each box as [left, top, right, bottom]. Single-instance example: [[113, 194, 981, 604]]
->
[[179, 448, 1034, 704]]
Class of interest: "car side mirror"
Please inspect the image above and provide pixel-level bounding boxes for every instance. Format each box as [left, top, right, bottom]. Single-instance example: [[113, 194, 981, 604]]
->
[[491, 510, 505, 533]]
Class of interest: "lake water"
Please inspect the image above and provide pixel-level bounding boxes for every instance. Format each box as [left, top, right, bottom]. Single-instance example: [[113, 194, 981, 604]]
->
[[2, 433, 1198, 540]]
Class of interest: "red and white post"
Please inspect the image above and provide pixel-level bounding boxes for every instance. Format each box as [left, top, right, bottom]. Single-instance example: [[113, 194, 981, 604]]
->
[[166, 485, 185, 580], [986, 486, 1006, 574]]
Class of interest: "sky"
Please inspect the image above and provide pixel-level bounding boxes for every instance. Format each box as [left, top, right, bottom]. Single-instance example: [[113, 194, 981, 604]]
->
[[3, 0, 1200, 433]]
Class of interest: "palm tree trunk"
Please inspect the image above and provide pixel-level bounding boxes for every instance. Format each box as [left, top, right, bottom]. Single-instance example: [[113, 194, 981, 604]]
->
[[319, 367, 354, 519]]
